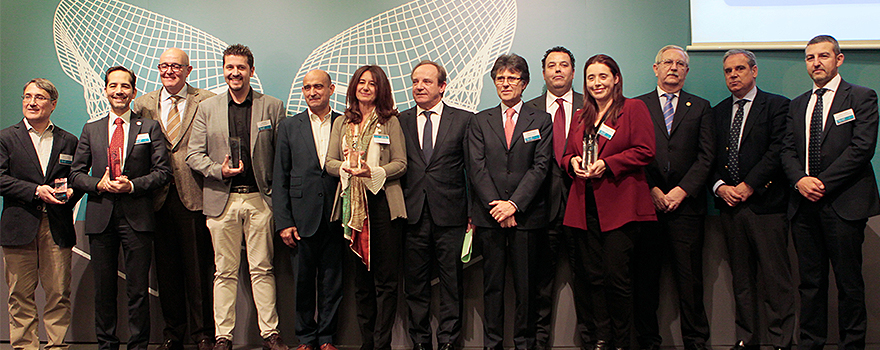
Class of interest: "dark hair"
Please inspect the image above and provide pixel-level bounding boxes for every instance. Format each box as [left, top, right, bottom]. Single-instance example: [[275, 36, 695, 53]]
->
[[345, 65, 398, 124], [541, 46, 575, 69], [24, 78, 59, 101], [223, 44, 255, 68], [723, 49, 757, 67], [412, 60, 447, 84], [104, 66, 137, 88], [581, 54, 624, 134], [807, 34, 840, 55], [490, 53, 529, 84]]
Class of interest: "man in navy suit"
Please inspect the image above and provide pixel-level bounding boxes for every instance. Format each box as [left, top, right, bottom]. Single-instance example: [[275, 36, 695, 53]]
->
[[0, 78, 81, 349], [70, 66, 172, 350], [399, 60, 473, 350], [469, 54, 553, 350], [780, 35, 880, 350], [273, 69, 343, 350], [710, 50, 795, 350]]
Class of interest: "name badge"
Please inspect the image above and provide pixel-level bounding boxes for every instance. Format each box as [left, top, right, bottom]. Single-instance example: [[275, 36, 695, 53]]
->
[[523, 129, 541, 143], [135, 133, 151, 144], [257, 119, 272, 131], [372, 134, 390, 144], [833, 108, 855, 125], [59, 154, 73, 165], [598, 124, 616, 140]]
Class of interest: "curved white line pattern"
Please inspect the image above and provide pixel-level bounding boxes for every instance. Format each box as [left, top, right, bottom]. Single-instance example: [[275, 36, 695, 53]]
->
[[53, 0, 263, 121], [286, 0, 517, 114]]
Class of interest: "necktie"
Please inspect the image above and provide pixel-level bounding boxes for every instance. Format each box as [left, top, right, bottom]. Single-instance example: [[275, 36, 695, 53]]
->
[[809, 88, 827, 176], [663, 93, 675, 134], [421, 110, 433, 163], [727, 99, 748, 184], [109, 117, 125, 179], [505, 107, 516, 148], [553, 98, 566, 167], [166, 95, 183, 144]]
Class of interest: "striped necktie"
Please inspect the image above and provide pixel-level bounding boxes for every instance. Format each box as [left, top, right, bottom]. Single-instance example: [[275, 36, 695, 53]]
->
[[663, 93, 675, 134], [166, 95, 183, 144]]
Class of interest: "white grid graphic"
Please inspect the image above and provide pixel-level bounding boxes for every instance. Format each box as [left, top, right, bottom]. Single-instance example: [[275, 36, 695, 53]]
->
[[286, 0, 517, 114], [53, 0, 264, 121]]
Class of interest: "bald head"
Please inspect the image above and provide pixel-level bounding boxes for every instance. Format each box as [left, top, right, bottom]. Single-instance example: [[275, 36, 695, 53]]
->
[[158, 48, 192, 94], [302, 69, 335, 117]]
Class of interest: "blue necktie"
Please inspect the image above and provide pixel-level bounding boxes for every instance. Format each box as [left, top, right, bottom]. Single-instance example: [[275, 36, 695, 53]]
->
[[663, 93, 675, 134], [422, 110, 433, 163]]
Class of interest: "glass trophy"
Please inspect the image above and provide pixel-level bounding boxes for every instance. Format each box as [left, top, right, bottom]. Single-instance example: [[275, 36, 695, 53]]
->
[[229, 137, 242, 169], [54, 178, 68, 202], [348, 126, 361, 169], [583, 134, 597, 169]]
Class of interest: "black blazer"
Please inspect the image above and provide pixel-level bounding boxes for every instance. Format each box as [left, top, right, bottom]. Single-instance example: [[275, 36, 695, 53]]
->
[[525, 91, 583, 221], [0, 121, 82, 247], [399, 103, 473, 226], [780, 79, 880, 220], [637, 89, 714, 215], [468, 103, 553, 229], [273, 110, 341, 238], [711, 89, 790, 214], [70, 112, 172, 234]]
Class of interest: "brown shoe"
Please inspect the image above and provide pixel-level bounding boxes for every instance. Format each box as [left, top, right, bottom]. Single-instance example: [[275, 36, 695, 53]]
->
[[321, 344, 339, 350], [264, 333, 290, 350], [298, 345, 316, 350], [214, 338, 231, 350], [198, 339, 215, 350]]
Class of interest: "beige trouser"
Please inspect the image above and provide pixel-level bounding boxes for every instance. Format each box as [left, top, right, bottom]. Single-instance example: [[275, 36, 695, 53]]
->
[[2, 214, 72, 349], [207, 192, 279, 340]]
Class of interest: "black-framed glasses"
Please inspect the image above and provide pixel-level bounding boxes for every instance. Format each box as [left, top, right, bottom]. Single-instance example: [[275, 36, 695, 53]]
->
[[494, 76, 523, 85], [157, 63, 186, 72], [22, 94, 51, 102]]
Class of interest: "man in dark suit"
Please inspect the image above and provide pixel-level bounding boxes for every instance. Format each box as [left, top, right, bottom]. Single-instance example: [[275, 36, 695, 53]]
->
[[469, 54, 553, 350], [524, 46, 590, 350], [780, 35, 879, 350], [634, 45, 713, 350], [130, 47, 216, 350], [274, 69, 343, 350], [710, 50, 795, 350], [400, 60, 472, 350], [70, 66, 172, 350], [0, 78, 82, 350]]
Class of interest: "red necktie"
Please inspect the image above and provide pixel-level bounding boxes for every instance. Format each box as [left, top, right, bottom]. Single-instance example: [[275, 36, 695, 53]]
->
[[553, 98, 566, 167], [109, 117, 124, 178], [505, 107, 515, 148]]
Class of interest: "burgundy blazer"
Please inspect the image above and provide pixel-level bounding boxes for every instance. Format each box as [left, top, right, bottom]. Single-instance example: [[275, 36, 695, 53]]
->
[[563, 98, 657, 232]]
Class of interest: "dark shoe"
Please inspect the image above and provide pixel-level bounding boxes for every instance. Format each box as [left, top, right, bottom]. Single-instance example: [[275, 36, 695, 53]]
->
[[438, 343, 454, 350], [198, 339, 215, 350], [157, 340, 184, 350], [214, 338, 231, 350], [320, 344, 339, 350], [298, 345, 315, 350], [414, 343, 433, 350], [264, 333, 290, 350], [594, 340, 609, 350]]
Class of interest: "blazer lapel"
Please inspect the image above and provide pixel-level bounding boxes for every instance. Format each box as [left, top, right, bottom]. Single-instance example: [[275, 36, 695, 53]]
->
[[175, 84, 200, 151], [822, 81, 851, 144], [645, 92, 668, 139], [431, 108, 454, 162], [486, 106, 507, 149], [126, 114, 144, 160], [670, 92, 691, 135], [740, 93, 764, 142], [43, 131, 66, 183], [298, 113, 321, 167], [250, 93, 264, 157], [510, 108, 535, 149], [13, 122, 44, 177], [404, 110, 426, 166]]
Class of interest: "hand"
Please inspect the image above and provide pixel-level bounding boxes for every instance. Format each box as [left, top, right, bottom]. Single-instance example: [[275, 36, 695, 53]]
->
[[733, 182, 754, 202], [489, 200, 516, 223], [97, 167, 112, 193], [467, 217, 475, 234], [221, 155, 244, 178], [106, 175, 132, 193], [715, 185, 743, 207], [36, 185, 66, 205], [585, 159, 606, 179], [279, 226, 300, 248], [796, 176, 825, 202], [571, 156, 589, 179], [500, 215, 517, 228], [664, 186, 687, 212], [650, 186, 669, 212], [343, 157, 372, 177]]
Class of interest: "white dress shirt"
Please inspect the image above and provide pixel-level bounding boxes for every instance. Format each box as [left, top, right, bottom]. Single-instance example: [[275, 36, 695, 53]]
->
[[656, 87, 680, 114], [804, 73, 841, 175], [501, 100, 524, 125], [23, 119, 54, 176], [545, 89, 574, 136], [309, 108, 333, 168], [416, 101, 444, 149], [160, 84, 188, 128]]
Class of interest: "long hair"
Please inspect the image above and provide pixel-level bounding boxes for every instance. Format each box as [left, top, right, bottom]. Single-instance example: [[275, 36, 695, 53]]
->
[[581, 54, 625, 135], [345, 65, 398, 124]]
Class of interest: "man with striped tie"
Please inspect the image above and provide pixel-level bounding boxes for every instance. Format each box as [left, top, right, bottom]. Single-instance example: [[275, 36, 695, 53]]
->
[[633, 45, 714, 350], [131, 48, 217, 350]]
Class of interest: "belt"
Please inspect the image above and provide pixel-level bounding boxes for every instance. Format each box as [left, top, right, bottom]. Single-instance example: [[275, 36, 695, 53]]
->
[[230, 185, 259, 193]]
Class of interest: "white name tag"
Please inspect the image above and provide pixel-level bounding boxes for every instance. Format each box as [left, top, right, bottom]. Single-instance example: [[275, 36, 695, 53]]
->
[[833, 108, 855, 125], [523, 129, 541, 143], [135, 133, 151, 144], [257, 119, 273, 131], [598, 124, 616, 140], [372, 134, 390, 144], [59, 154, 73, 165]]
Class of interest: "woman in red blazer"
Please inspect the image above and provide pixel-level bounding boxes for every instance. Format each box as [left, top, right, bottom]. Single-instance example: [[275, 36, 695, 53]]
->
[[562, 54, 656, 350]]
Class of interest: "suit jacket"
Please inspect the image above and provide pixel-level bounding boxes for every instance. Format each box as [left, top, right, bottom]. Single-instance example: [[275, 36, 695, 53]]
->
[[399, 103, 473, 226], [468, 103, 553, 229], [562, 99, 656, 232], [0, 121, 82, 247], [273, 110, 341, 237], [186, 89, 285, 218], [780, 78, 880, 220], [69, 112, 172, 234], [131, 84, 216, 211], [637, 89, 714, 215], [711, 88, 790, 214], [525, 91, 584, 221]]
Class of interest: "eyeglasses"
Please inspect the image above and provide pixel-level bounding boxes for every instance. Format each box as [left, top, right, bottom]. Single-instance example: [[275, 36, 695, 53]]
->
[[659, 59, 688, 68], [157, 63, 186, 72], [494, 76, 523, 85], [21, 94, 51, 102]]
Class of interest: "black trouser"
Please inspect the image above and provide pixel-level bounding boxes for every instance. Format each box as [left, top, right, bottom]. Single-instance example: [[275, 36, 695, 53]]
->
[[480, 225, 537, 350], [293, 219, 344, 346]]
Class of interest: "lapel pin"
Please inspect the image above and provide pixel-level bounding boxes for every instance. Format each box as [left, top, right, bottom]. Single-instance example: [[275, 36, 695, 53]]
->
[[686, 101, 691, 107], [136, 121, 142, 126]]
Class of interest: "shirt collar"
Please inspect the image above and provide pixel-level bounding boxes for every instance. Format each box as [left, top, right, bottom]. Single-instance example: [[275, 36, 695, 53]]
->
[[23, 118, 54, 134], [416, 100, 444, 118], [110, 109, 132, 124], [161, 84, 188, 101], [309, 108, 333, 123], [733, 85, 758, 104], [227, 88, 254, 106], [656, 86, 680, 99], [501, 100, 524, 116], [813, 73, 841, 94], [545, 89, 574, 109]]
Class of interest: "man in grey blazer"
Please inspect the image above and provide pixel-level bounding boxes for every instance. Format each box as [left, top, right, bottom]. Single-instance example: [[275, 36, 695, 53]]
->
[[186, 44, 287, 350], [131, 48, 216, 350]]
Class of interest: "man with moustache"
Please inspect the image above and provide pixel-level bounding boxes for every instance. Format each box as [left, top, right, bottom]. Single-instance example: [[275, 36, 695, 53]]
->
[[186, 44, 288, 350], [469, 54, 552, 350], [70, 66, 172, 350], [0, 78, 81, 350], [523, 46, 590, 350], [710, 49, 795, 350], [634, 45, 713, 350], [131, 47, 216, 350], [780, 35, 879, 350], [399, 60, 472, 350], [273, 69, 343, 350]]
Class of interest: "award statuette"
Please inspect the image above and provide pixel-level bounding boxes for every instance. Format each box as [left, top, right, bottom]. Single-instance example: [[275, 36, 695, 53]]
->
[[348, 124, 361, 169], [54, 178, 68, 202], [229, 136, 242, 169], [582, 133, 597, 169]]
